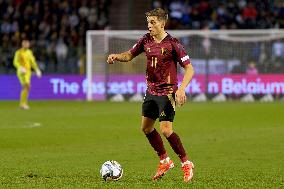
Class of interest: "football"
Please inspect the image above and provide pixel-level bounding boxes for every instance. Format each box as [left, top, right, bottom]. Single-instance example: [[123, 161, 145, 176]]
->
[[100, 160, 123, 181]]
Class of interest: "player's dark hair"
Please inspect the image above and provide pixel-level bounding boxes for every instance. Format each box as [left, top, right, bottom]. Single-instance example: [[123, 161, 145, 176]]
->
[[21, 37, 30, 42], [145, 8, 168, 22]]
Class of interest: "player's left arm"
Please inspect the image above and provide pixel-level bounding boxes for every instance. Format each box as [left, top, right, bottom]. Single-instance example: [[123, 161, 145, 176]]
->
[[29, 50, 42, 78], [176, 64, 194, 106], [173, 40, 194, 106]]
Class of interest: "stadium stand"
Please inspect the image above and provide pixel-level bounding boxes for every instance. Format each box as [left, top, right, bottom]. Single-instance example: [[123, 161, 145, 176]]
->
[[153, 0, 284, 30], [0, 0, 283, 74], [0, 0, 111, 74]]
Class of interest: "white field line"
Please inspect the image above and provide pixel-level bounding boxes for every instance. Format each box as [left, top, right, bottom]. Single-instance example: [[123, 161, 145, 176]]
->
[[23, 122, 42, 128]]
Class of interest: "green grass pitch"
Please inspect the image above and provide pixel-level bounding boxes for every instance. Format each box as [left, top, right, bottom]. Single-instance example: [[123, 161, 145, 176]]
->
[[0, 101, 283, 188]]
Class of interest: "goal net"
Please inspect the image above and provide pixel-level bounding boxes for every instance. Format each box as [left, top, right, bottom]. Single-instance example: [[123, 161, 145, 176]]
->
[[86, 30, 284, 101]]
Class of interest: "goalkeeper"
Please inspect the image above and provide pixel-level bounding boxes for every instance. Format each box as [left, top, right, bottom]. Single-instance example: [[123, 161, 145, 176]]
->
[[13, 39, 42, 109]]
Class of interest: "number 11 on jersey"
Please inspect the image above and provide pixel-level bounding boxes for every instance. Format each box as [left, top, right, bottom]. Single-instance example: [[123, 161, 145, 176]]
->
[[151, 57, 157, 68]]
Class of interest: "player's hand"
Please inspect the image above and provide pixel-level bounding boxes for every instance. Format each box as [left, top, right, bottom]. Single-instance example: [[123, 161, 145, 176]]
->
[[35, 69, 42, 78], [19, 67, 27, 74], [107, 54, 117, 64], [175, 89, 186, 107]]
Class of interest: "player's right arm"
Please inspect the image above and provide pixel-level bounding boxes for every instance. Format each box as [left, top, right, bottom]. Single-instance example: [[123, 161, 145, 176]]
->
[[107, 51, 134, 64], [13, 50, 26, 74], [13, 50, 20, 69], [107, 34, 146, 64]]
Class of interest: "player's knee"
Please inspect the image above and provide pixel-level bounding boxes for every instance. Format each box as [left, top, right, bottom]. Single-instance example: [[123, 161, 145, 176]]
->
[[141, 125, 153, 134], [23, 84, 30, 91], [160, 125, 173, 137]]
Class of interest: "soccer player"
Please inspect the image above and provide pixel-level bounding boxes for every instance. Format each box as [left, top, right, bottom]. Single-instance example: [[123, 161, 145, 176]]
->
[[107, 8, 195, 182], [13, 39, 42, 109]]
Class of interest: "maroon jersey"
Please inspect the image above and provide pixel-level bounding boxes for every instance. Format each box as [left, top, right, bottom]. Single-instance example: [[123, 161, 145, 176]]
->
[[130, 33, 191, 96]]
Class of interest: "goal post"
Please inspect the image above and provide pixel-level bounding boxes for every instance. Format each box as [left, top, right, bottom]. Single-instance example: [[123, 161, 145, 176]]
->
[[86, 30, 147, 101], [86, 29, 284, 101]]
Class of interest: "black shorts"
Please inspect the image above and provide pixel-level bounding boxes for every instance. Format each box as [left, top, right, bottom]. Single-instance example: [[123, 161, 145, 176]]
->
[[142, 92, 176, 122]]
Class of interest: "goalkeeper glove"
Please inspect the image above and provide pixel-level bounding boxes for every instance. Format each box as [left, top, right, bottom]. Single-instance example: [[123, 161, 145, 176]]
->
[[19, 67, 27, 74], [35, 69, 42, 78]]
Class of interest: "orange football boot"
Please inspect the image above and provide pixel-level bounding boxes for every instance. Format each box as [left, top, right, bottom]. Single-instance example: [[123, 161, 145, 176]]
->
[[181, 161, 194, 182], [152, 159, 174, 180]]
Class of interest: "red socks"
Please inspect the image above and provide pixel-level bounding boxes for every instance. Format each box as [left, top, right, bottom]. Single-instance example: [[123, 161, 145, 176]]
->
[[166, 132, 188, 163], [145, 129, 167, 159], [146, 130, 188, 163]]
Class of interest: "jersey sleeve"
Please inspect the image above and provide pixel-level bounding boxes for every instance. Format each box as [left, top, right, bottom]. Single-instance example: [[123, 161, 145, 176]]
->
[[28, 50, 39, 71], [129, 35, 145, 57], [13, 50, 23, 69], [172, 39, 191, 68]]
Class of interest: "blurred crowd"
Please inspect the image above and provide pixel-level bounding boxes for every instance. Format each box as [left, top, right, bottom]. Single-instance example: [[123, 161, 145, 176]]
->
[[0, 0, 284, 74], [153, 0, 284, 30], [153, 0, 284, 74], [0, 0, 111, 74]]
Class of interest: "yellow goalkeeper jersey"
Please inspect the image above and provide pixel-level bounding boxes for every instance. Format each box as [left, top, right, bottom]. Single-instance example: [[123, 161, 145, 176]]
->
[[13, 48, 39, 72]]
